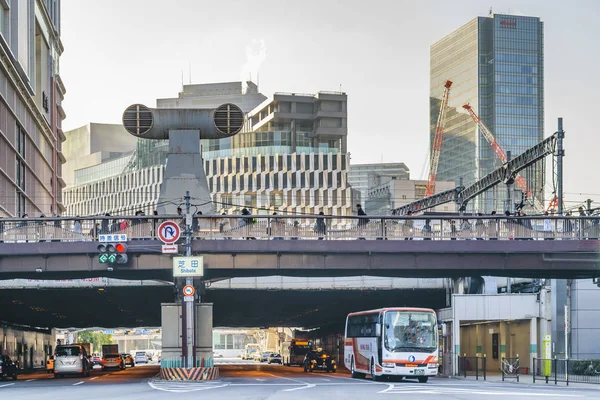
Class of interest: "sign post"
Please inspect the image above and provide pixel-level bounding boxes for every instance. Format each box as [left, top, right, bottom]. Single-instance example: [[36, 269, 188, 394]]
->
[[542, 334, 552, 378]]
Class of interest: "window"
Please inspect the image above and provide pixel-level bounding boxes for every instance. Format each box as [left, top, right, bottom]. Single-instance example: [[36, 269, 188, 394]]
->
[[17, 124, 26, 157], [16, 158, 26, 190], [346, 313, 379, 338], [0, 1, 8, 37], [270, 191, 283, 207], [244, 193, 256, 208]]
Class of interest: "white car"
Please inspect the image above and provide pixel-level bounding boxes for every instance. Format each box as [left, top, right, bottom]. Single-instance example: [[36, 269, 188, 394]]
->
[[213, 351, 224, 358], [102, 353, 124, 370], [134, 351, 149, 364]]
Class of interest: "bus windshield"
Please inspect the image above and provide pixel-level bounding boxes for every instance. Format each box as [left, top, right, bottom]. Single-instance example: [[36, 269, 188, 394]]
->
[[383, 311, 436, 352]]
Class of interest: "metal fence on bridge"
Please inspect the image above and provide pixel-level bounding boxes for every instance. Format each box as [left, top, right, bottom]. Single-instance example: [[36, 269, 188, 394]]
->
[[0, 215, 599, 243]]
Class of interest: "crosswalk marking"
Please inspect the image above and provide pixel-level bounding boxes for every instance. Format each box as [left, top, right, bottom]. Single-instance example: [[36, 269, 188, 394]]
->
[[148, 380, 228, 393], [378, 384, 582, 397]]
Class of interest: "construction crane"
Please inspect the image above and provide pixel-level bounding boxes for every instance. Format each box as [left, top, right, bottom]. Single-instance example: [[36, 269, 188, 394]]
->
[[462, 103, 544, 211], [425, 80, 453, 197], [546, 194, 558, 213]]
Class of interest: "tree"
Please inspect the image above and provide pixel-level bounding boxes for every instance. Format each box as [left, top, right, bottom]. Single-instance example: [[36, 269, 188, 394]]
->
[[76, 331, 114, 354]]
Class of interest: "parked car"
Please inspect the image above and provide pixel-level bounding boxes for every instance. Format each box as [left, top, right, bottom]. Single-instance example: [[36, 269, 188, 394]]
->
[[303, 349, 337, 373], [213, 351, 224, 358], [54, 344, 92, 378], [121, 353, 135, 367], [92, 353, 102, 366], [0, 355, 18, 381], [46, 355, 54, 373], [268, 353, 282, 364], [102, 353, 124, 370], [134, 351, 149, 364], [256, 351, 271, 362]]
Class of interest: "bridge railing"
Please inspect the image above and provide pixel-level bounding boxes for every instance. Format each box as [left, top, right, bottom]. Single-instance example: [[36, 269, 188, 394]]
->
[[0, 215, 598, 242]]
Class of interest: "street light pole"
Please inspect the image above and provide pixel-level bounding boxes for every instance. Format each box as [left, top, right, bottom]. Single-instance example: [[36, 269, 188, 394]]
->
[[184, 191, 194, 368]]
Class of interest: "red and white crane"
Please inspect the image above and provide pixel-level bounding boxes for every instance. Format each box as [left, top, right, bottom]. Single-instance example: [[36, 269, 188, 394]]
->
[[462, 103, 543, 211], [425, 80, 453, 197]]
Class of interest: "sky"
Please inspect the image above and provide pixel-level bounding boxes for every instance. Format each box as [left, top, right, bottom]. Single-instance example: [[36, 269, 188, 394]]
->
[[60, 0, 600, 208]]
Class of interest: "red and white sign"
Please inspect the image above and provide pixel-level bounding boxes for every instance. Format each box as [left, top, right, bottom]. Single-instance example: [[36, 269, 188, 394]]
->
[[183, 285, 195, 297], [158, 221, 181, 244], [161, 244, 178, 254]]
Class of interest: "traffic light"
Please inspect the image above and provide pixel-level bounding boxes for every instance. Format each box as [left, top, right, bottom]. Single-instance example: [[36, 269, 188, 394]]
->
[[98, 243, 128, 264]]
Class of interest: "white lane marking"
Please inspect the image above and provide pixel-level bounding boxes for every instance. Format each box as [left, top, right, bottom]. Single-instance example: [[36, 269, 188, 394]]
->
[[327, 374, 385, 384], [0, 383, 16, 388], [283, 384, 316, 392], [265, 373, 309, 385], [378, 384, 395, 393], [25, 379, 36, 382], [90, 377, 98, 380], [255, 378, 266, 381], [73, 381, 85, 386], [148, 381, 228, 393]]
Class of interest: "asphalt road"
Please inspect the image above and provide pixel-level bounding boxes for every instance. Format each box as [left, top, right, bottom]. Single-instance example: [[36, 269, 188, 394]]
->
[[2, 360, 600, 399]]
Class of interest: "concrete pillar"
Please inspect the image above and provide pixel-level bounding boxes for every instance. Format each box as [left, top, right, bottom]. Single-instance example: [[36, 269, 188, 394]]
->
[[551, 279, 567, 357], [452, 307, 460, 376], [475, 325, 483, 357], [156, 130, 215, 215], [453, 278, 465, 295], [530, 318, 538, 373], [500, 322, 507, 361], [194, 303, 213, 367]]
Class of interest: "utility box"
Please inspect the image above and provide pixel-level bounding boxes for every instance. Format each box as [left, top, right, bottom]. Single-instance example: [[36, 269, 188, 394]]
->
[[160, 302, 214, 368]]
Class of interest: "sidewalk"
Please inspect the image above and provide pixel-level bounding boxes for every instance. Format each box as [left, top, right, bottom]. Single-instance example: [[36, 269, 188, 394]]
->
[[454, 373, 600, 390]]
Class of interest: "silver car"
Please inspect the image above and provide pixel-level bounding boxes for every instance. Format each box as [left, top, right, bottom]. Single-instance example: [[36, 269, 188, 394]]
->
[[54, 345, 92, 378]]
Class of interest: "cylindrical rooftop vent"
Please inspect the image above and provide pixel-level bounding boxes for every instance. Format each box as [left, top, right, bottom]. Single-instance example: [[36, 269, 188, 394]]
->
[[122, 104, 154, 136], [214, 103, 244, 135]]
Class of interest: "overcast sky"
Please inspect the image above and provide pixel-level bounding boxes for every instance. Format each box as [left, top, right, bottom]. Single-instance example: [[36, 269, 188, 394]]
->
[[60, 0, 600, 208]]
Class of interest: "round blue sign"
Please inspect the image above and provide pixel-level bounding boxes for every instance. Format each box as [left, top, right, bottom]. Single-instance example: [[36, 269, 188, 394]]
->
[[408, 355, 416, 363]]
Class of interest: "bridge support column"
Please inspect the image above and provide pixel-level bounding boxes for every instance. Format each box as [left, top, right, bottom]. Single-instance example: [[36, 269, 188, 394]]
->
[[160, 302, 218, 380], [499, 321, 507, 361], [530, 317, 537, 374]]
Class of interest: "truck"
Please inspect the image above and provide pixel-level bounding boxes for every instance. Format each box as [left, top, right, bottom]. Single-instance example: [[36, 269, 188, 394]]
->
[[102, 344, 119, 356], [242, 343, 260, 360], [72, 343, 91, 357]]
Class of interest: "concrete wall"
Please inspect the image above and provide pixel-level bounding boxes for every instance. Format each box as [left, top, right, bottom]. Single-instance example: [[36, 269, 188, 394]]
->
[[1, 324, 55, 370], [571, 279, 600, 359]]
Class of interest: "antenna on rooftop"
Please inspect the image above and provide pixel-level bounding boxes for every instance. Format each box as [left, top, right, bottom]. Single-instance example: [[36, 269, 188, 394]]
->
[[489, 7, 493, 16]]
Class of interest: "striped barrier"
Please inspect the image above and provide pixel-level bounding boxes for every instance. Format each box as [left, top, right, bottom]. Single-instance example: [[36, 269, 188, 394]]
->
[[160, 367, 220, 381]]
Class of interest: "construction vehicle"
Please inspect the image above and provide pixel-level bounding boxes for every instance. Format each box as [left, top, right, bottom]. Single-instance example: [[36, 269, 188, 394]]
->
[[426, 80, 453, 197], [462, 103, 543, 211]]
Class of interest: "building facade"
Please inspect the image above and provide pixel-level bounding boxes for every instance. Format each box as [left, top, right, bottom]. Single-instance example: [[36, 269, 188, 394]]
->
[[64, 82, 355, 217], [366, 177, 456, 216], [0, 0, 65, 217], [431, 13, 544, 212], [348, 162, 410, 202]]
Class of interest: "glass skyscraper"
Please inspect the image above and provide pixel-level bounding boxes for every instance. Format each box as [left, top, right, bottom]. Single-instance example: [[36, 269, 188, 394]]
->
[[431, 13, 544, 213]]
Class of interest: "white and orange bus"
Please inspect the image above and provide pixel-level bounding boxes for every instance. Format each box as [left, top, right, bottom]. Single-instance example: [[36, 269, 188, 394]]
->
[[344, 307, 438, 382]]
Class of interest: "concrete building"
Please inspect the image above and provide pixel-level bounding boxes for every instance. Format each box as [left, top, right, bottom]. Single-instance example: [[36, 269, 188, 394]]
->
[[63, 82, 355, 216], [431, 13, 545, 213], [365, 177, 456, 216], [0, 0, 66, 217], [348, 162, 410, 202]]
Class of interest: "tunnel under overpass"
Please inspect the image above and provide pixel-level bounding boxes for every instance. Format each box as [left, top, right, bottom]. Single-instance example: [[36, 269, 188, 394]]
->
[[0, 284, 446, 331]]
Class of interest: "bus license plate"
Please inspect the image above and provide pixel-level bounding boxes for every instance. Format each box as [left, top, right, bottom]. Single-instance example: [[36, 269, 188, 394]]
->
[[414, 369, 425, 375]]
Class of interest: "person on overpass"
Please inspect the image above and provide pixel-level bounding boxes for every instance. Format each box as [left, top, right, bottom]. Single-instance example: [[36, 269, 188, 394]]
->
[[356, 204, 368, 240], [487, 211, 498, 240], [314, 212, 326, 240]]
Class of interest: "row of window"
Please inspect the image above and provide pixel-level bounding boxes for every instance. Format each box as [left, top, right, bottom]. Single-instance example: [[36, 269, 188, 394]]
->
[[204, 154, 348, 175], [222, 189, 349, 209], [496, 85, 539, 95], [495, 116, 540, 127], [495, 64, 538, 74], [346, 313, 379, 338], [495, 53, 539, 64], [495, 126, 541, 138], [208, 171, 345, 193], [496, 95, 539, 106], [496, 105, 540, 116], [495, 73, 538, 85]]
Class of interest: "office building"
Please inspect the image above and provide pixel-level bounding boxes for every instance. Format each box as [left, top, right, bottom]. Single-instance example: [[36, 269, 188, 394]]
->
[[64, 82, 355, 217], [348, 162, 410, 202], [366, 178, 456, 216], [431, 13, 544, 212], [0, 0, 65, 217]]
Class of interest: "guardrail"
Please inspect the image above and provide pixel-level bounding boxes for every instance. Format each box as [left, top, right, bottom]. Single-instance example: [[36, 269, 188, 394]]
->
[[0, 215, 598, 243], [533, 357, 600, 385], [457, 355, 487, 380]]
